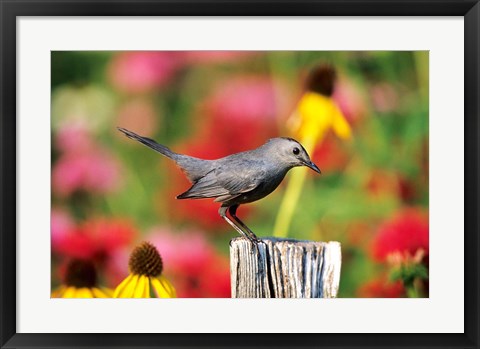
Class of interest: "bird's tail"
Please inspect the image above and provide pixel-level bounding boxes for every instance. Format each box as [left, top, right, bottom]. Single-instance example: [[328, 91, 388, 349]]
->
[[117, 127, 177, 160]]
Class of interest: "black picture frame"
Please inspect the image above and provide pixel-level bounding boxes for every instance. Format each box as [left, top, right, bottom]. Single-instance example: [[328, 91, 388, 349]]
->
[[1, 1, 478, 348]]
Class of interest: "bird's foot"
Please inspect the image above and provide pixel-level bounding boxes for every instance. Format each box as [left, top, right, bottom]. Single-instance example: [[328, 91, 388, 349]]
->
[[246, 232, 260, 245]]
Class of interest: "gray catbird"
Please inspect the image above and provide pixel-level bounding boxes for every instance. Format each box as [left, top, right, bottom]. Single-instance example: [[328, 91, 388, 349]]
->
[[117, 127, 321, 243]]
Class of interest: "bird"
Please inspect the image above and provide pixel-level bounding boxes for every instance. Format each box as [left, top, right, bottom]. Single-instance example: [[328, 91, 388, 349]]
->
[[117, 127, 321, 243]]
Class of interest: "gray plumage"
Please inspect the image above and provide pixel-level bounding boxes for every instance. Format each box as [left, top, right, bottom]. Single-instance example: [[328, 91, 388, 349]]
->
[[117, 127, 321, 243]]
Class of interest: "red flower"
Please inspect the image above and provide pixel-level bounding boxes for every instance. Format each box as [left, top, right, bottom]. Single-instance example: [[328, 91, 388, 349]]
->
[[53, 218, 137, 263], [357, 278, 405, 298], [147, 228, 231, 298], [311, 134, 349, 173], [371, 208, 429, 262]]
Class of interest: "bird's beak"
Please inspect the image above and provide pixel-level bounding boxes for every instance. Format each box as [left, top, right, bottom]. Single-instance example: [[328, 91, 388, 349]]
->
[[304, 160, 321, 174]]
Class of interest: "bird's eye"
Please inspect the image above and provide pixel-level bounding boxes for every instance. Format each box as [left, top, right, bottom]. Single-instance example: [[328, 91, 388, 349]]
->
[[293, 147, 300, 155]]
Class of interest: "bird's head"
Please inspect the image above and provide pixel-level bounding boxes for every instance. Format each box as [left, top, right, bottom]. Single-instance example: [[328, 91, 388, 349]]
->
[[266, 137, 321, 174]]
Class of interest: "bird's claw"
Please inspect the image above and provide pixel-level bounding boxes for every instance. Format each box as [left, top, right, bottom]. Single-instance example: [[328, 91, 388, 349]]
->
[[248, 234, 260, 245]]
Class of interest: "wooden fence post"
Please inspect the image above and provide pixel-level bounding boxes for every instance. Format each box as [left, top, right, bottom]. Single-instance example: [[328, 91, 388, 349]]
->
[[230, 237, 341, 298]]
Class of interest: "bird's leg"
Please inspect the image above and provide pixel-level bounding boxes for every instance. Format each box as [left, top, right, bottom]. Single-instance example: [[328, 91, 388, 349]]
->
[[219, 206, 258, 244], [228, 205, 260, 243]]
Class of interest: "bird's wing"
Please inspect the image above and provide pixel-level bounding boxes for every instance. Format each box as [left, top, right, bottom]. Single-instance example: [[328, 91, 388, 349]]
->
[[176, 163, 265, 202]]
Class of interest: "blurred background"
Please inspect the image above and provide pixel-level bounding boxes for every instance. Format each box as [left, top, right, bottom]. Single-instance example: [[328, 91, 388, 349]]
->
[[51, 51, 429, 298]]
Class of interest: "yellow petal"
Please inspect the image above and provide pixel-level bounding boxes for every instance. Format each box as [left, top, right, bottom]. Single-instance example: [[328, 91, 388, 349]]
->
[[122, 274, 140, 298], [62, 286, 77, 298], [331, 104, 352, 140], [151, 276, 176, 298], [133, 275, 149, 298], [143, 278, 151, 298], [76, 288, 94, 298], [151, 277, 169, 298], [92, 287, 113, 298], [113, 274, 134, 298], [297, 92, 334, 141], [115, 274, 140, 298], [159, 276, 177, 298]]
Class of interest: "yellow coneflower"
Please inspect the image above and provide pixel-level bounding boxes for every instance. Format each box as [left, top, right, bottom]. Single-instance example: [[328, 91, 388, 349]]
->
[[52, 259, 112, 298], [274, 64, 352, 238], [114, 241, 176, 298]]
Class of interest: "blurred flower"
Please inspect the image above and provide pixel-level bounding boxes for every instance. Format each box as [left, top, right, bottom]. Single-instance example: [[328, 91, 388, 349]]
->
[[370, 82, 399, 113], [116, 98, 159, 137], [51, 208, 74, 252], [52, 259, 112, 298], [290, 65, 352, 146], [55, 124, 95, 154], [372, 208, 429, 262], [51, 84, 115, 132], [148, 228, 231, 297], [311, 135, 349, 173], [200, 76, 286, 152], [108, 52, 180, 94], [357, 277, 405, 298], [332, 78, 368, 124], [53, 218, 137, 267], [52, 149, 122, 197], [181, 51, 257, 64], [275, 64, 351, 238], [114, 241, 176, 298], [387, 249, 429, 298]]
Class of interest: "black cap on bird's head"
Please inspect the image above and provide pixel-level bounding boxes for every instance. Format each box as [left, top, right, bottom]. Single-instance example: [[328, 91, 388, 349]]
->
[[266, 137, 321, 174]]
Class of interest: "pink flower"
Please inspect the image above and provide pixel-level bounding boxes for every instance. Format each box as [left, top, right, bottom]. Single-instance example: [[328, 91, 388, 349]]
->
[[51, 208, 75, 251], [147, 228, 231, 298], [181, 51, 257, 64], [108, 52, 180, 94], [199, 76, 288, 152], [55, 124, 95, 153], [204, 76, 280, 123], [52, 150, 121, 196], [372, 208, 429, 262], [333, 78, 367, 124]]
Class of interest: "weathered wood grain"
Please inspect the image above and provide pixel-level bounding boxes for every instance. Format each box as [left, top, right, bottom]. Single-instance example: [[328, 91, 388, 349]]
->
[[230, 237, 341, 298]]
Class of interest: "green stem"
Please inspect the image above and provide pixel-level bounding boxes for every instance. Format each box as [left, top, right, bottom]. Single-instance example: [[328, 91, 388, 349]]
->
[[405, 279, 419, 298]]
